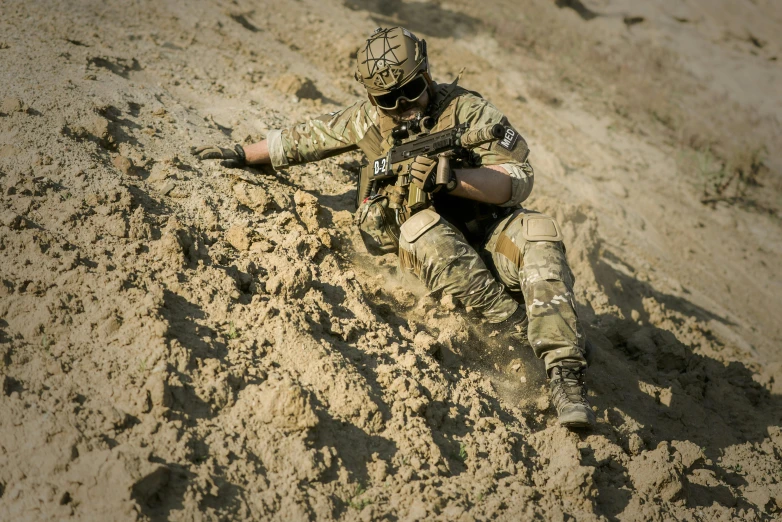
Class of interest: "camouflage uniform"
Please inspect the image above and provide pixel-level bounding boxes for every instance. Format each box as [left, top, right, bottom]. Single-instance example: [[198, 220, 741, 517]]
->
[[267, 83, 587, 371]]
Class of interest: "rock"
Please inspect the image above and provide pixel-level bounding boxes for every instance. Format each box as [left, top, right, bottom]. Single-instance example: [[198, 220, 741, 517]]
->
[[316, 228, 332, 248], [234, 182, 270, 211], [112, 155, 134, 175], [147, 163, 172, 183], [226, 223, 253, 251], [156, 217, 195, 265], [440, 294, 457, 311], [293, 190, 318, 207], [128, 207, 151, 240], [400, 353, 418, 369], [273, 74, 322, 100], [1, 97, 25, 113], [158, 181, 176, 196]]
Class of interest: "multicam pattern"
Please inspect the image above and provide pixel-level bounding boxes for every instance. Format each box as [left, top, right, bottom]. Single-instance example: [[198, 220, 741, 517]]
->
[[267, 83, 534, 209], [400, 211, 587, 371], [268, 85, 583, 370]]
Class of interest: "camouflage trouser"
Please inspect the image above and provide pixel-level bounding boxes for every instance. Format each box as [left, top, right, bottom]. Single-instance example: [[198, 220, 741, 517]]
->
[[398, 209, 586, 370]]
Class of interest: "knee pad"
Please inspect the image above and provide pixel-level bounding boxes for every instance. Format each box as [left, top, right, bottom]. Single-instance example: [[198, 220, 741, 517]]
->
[[399, 208, 440, 244]]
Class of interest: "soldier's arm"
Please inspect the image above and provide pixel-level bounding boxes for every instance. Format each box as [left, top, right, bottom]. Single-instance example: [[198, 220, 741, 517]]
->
[[263, 101, 374, 169], [450, 96, 534, 206], [243, 139, 271, 165], [204, 101, 372, 168], [449, 164, 514, 205]]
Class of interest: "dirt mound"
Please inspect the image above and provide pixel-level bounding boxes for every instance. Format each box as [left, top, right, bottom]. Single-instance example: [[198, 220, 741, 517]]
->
[[1, 0, 781, 520]]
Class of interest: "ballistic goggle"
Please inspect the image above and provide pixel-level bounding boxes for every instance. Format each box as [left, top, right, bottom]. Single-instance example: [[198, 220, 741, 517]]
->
[[371, 75, 429, 111]]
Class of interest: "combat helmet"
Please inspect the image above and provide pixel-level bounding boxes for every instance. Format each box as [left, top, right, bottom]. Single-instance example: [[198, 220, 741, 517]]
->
[[355, 27, 432, 110]]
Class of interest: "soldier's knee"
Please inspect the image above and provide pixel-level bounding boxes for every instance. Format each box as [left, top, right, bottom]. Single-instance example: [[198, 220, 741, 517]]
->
[[494, 212, 573, 286], [398, 209, 444, 274], [398, 210, 472, 281]]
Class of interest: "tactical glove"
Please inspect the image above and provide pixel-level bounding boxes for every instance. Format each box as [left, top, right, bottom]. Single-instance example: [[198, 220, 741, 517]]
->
[[190, 144, 247, 168], [410, 155, 456, 193], [410, 155, 439, 193]]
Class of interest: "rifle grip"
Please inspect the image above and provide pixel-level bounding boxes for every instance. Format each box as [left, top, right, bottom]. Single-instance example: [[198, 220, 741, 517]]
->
[[435, 154, 451, 186]]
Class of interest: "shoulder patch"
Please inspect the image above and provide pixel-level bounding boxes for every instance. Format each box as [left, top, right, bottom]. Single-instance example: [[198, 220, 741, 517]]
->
[[497, 126, 520, 152]]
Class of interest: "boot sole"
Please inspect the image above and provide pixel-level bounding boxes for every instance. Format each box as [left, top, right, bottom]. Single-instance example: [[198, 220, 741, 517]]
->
[[558, 411, 595, 429]]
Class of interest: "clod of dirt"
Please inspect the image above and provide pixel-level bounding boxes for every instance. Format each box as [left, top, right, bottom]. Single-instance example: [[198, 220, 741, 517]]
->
[[244, 380, 319, 432], [1, 97, 25, 113], [226, 223, 253, 251], [274, 74, 323, 100], [113, 155, 134, 175], [233, 182, 270, 211], [293, 189, 320, 232], [265, 260, 312, 298], [628, 442, 687, 502]]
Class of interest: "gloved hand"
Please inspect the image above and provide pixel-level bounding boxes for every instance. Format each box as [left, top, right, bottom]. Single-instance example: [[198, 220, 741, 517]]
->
[[190, 144, 247, 168], [410, 155, 438, 192]]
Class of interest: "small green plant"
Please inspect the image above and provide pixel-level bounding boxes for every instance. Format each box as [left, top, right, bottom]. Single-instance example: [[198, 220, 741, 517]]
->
[[733, 464, 743, 474], [347, 484, 372, 511], [41, 334, 53, 353], [138, 358, 147, 373], [457, 443, 468, 462], [227, 322, 240, 340]]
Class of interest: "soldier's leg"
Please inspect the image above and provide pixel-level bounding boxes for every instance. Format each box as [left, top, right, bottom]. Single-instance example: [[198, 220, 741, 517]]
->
[[485, 211, 594, 428], [397, 210, 519, 323], [485, 213, 586, 368]]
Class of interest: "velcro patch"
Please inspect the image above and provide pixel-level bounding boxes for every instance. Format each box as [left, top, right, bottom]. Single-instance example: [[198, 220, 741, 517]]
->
[[522, 216, 563, 242], [497, 126, 520, 152], [400, 208, 440, 243]]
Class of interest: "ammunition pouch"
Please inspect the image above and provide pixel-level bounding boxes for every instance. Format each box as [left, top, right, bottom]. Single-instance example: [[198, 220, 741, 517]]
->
[[355, 194, 400, 255]]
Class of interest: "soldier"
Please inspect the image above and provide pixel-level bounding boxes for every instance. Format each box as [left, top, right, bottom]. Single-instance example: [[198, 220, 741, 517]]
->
[[192, 27, 595, 429]]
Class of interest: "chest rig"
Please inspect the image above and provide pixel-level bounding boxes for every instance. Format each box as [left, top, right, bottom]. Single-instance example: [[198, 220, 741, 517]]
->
[[354, 82, 467, 217]]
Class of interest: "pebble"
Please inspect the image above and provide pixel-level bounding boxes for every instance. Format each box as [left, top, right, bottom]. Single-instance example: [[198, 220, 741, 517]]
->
[[1, 97, 25, 113], [112, 155, 134, 175]]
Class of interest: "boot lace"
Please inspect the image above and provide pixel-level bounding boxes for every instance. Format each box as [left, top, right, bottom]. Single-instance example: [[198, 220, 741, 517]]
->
[[550, 365, 589, 409]]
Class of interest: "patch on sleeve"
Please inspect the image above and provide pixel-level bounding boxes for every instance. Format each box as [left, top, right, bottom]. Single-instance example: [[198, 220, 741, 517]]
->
[[497, 126, 520, 152], [490, 126, 530, 163]]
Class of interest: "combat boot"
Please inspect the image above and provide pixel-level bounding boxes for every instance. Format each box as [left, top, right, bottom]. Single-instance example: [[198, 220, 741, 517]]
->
[[549, 361, 595, 429]]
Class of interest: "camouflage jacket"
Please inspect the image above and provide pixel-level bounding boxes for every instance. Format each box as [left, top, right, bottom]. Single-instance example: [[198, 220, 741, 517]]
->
[[267, 82, 534, 209]]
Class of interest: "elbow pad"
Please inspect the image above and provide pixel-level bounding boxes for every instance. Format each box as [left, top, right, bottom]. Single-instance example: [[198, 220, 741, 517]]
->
[[498, 161, 534, 207], [266, 129, 289, 169]]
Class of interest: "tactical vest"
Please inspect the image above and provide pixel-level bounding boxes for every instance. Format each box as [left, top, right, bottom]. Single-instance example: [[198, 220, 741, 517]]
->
[[354, 82, 520, 252], [354, 81, 469, 211]]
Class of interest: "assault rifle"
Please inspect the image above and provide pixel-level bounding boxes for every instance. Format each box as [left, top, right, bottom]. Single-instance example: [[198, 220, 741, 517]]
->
[[360, 120, 509, 213]]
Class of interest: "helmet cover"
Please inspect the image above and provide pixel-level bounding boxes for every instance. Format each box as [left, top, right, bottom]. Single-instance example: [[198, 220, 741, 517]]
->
[[355, 27, 429, 96]]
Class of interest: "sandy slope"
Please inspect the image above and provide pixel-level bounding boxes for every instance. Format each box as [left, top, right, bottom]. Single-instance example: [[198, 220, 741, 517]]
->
[[1, 0, 781, 520]]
